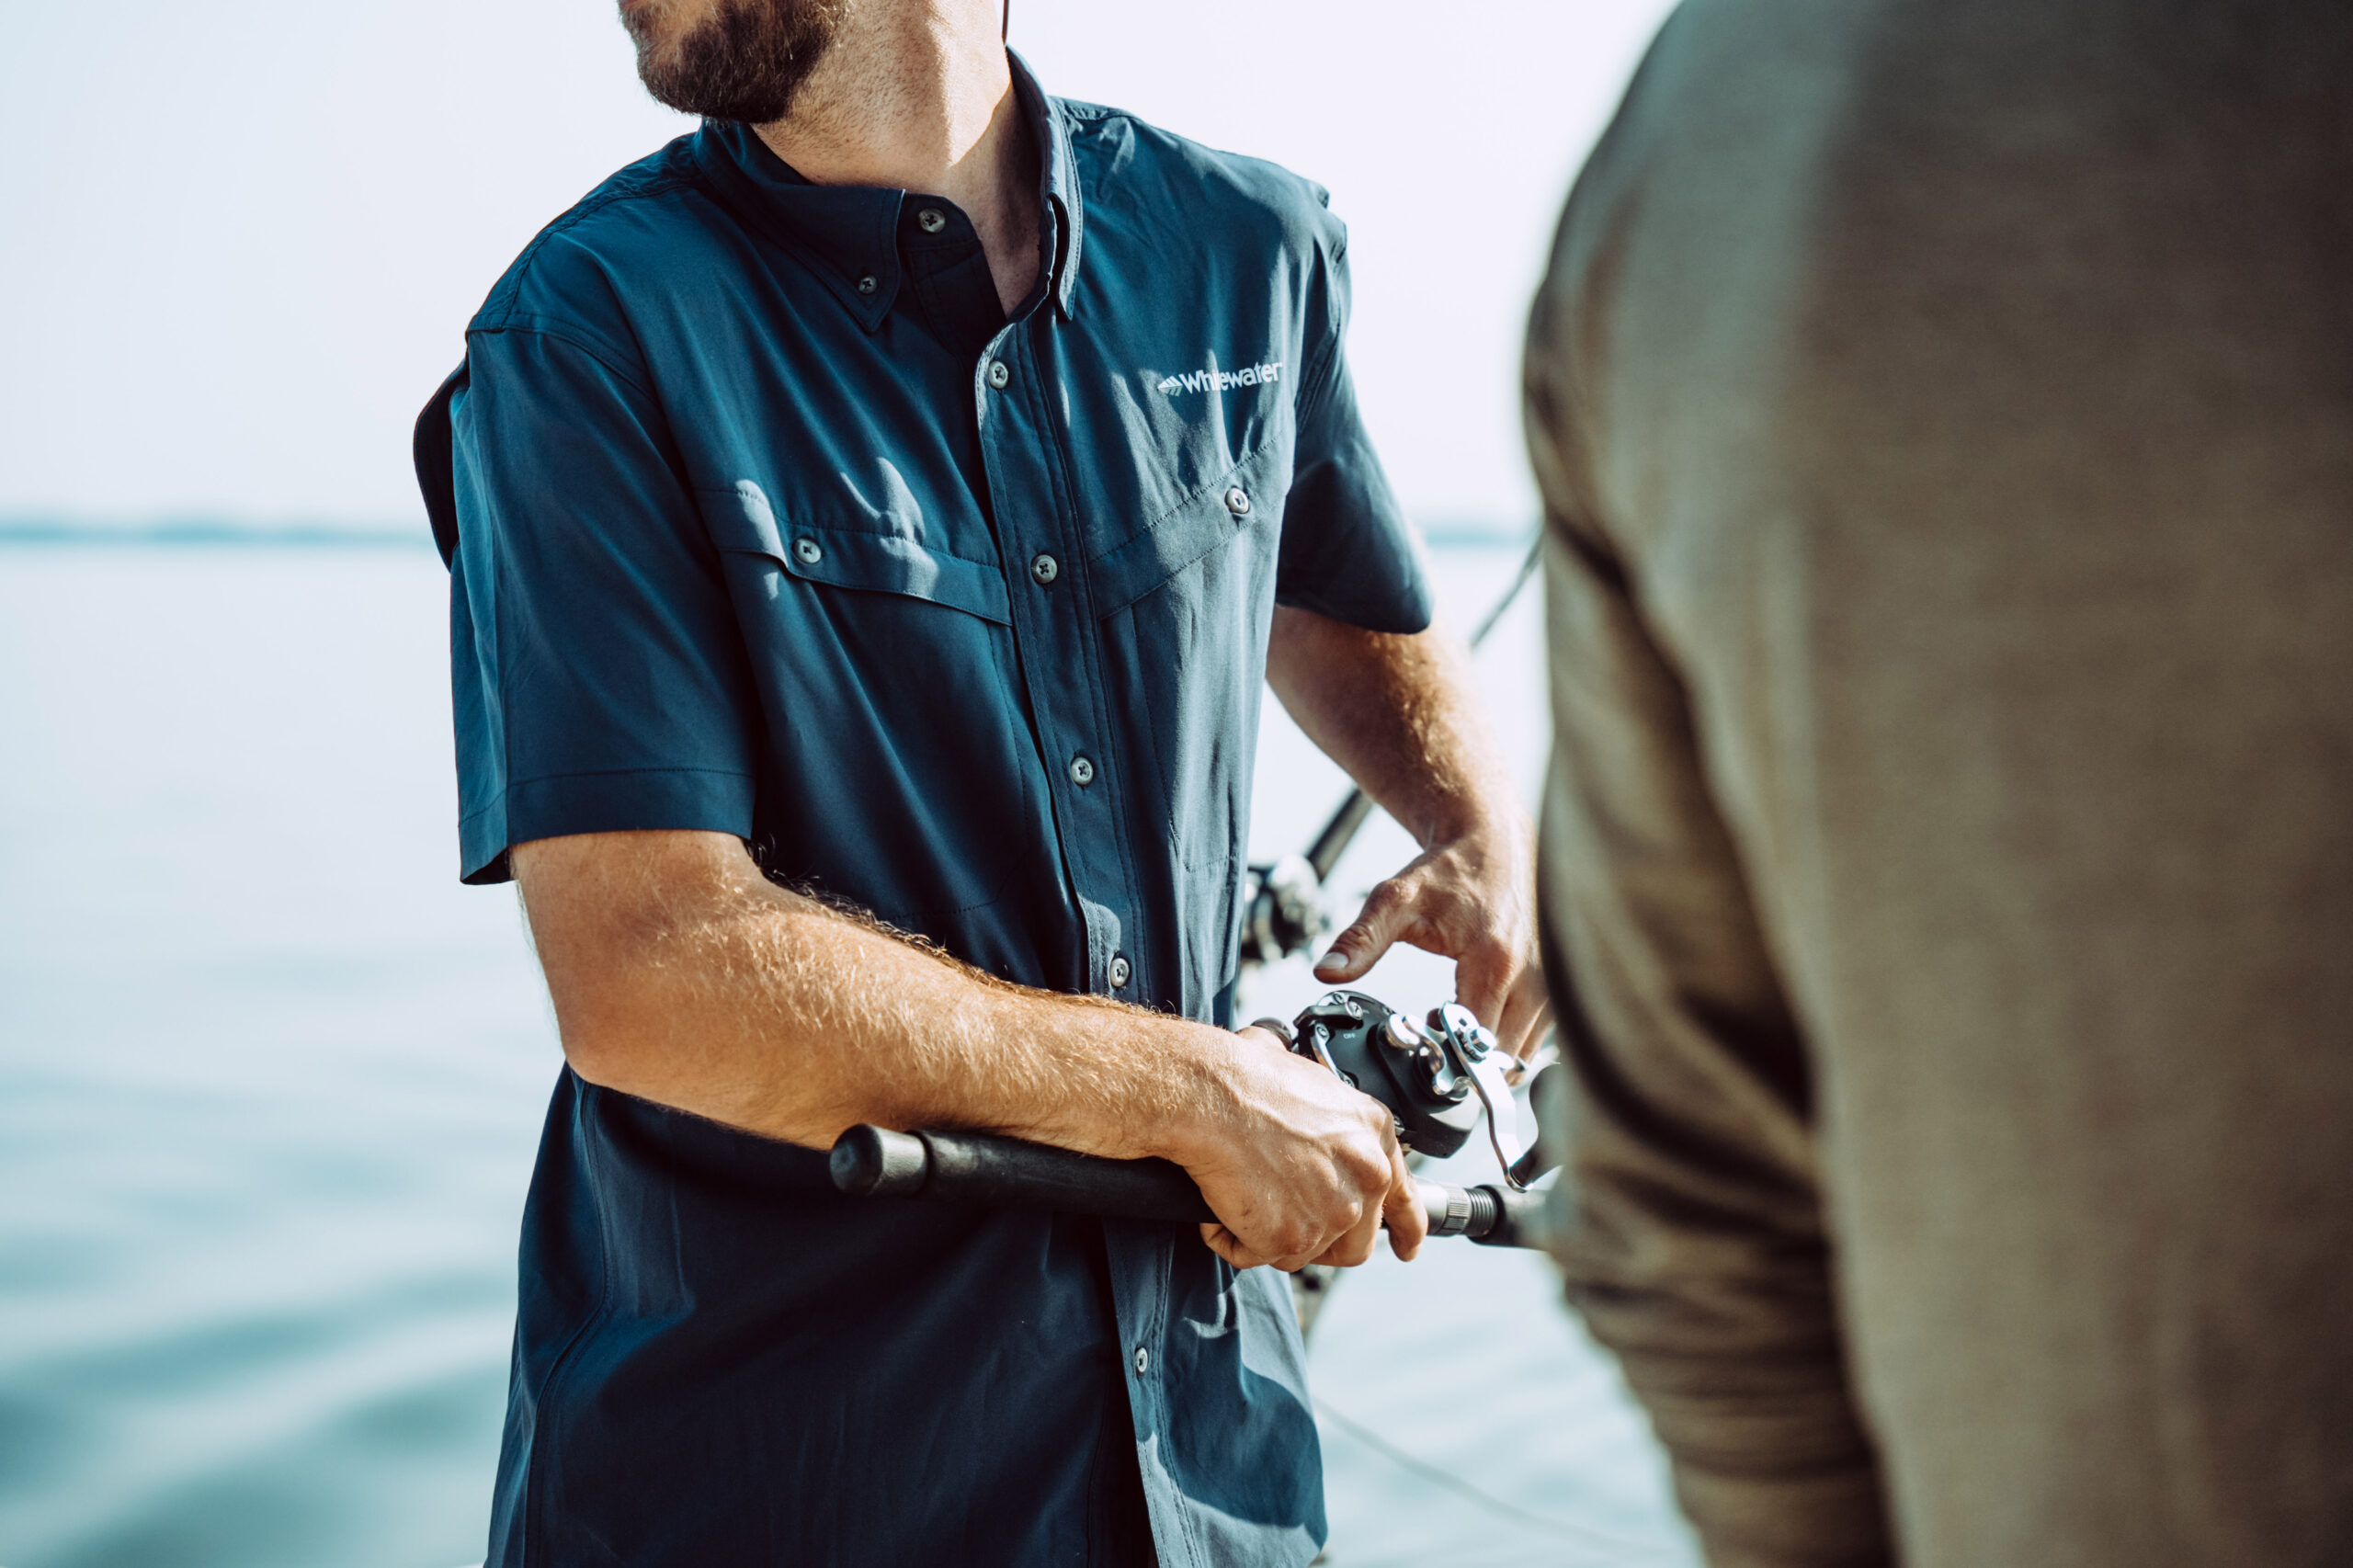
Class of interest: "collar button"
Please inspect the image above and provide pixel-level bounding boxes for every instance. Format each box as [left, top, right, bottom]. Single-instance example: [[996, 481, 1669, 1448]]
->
[[856, 274, 878, 295], [915, 207, 948, 234]]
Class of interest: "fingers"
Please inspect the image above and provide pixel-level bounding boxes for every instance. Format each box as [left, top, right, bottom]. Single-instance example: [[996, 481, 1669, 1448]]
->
[[1378, 1142, 1427, 1262], [1313, 1178, 1384, 1269], [1201, 1223, 1269, 1271], [1496, 962, 1553, 1061], [1205, 1207, 1358, 1275], [1313, 877, 1415, 983], [1450, 936, 1516, 1029]]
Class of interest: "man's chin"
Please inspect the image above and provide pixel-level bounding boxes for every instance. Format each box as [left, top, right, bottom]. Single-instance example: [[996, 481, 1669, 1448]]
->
[[626, 0, 836, 125]]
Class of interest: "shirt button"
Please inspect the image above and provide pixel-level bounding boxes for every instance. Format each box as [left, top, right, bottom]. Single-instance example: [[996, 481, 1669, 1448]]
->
[[793, 538, 823, 565], [856, 274, 878, 295], [1108, 955, 1131, 988], [986, 360, 1011, 390], [1133, 1346, 1150, 1375], [916, 207, 948, 233], [1223, 486, 1252, 517], [1069, 755, 1096, 787], [1030, 553, 1059, 585]]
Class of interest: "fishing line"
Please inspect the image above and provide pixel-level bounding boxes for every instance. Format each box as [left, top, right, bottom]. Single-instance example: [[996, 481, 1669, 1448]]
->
[[1313, 1395, 1687, 1559], [1467, 531, 1541, 647]]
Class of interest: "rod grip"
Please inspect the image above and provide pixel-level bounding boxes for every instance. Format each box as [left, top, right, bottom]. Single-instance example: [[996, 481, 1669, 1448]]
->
[[830, 1125, 1215, 1224], [832, 1128, 1554, 1249]]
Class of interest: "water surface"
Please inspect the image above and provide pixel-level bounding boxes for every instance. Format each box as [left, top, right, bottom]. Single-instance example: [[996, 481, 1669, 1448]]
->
[[0, 540, 1696, 1568]]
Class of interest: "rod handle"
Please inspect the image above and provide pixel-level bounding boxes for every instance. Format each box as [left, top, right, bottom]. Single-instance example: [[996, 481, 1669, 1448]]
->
[[831, 1125, 1215, 1224], [830, 1125, 1552, 1249]]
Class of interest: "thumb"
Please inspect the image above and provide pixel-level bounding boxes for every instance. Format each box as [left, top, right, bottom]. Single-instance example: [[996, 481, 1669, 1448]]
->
[[1314, 881, 1411, 982]]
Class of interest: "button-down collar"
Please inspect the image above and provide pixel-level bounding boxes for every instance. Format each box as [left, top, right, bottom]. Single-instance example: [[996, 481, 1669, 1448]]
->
[[688, 50, 1083, 333]]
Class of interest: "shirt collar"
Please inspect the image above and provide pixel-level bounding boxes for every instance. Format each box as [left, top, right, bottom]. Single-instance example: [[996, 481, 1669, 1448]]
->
[[1008, 49, 1085, 320], [689, 49, 1084, 332]]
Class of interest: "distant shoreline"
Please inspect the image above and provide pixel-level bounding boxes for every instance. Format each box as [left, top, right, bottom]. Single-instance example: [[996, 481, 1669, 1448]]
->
[[0, 519, 433, 551], [0, 518, 1533, 551]]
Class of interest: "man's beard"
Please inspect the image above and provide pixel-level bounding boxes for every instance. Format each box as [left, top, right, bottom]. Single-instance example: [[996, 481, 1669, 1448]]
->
[[627, 0, 847, 124]]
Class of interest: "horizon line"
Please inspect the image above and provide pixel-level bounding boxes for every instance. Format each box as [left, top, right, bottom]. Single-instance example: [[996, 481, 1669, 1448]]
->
[[0, 515, 1536, 551]]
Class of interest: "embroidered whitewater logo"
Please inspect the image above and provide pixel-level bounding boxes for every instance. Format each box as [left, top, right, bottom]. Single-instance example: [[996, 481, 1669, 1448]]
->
[[1153, 360, 1285, 395]]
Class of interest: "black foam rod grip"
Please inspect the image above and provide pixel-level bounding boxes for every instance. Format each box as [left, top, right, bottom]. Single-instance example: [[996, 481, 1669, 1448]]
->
[[830, 1124, 1215, 1225]]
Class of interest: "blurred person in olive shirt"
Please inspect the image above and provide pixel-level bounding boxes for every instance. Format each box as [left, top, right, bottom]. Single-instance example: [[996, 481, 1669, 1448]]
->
[[1524, 2, 2353, 1564]]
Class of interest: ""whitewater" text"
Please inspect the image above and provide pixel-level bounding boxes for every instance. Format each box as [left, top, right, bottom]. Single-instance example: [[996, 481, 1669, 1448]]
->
[[1154, 361, 1284, 395]]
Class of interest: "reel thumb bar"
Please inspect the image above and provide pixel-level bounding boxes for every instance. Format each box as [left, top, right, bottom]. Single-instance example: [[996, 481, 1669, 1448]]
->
[[830, 1124, 1550, 1249]]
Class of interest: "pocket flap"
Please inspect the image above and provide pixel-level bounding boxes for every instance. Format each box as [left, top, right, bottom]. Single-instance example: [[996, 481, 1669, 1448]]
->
[[708, 480, 1011, 625], [1086, 444, 1290, 614]]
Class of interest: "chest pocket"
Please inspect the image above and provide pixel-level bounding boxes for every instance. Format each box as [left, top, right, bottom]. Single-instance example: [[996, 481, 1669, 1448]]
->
[[1088, 442, 1293, 873], [701, 481, 1044, 928]]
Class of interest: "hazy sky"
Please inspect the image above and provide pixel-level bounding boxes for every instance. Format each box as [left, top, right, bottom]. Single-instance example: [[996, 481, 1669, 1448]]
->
[[0, 2, 1673, 528]]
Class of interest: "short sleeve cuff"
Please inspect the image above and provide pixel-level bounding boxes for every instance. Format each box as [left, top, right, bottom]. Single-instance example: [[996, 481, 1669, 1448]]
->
[[460, 767, 757, 884], [1274, 461, 1436, 634]]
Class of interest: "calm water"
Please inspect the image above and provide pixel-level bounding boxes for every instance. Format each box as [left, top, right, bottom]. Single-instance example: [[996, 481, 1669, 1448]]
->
[[0, 539, 1697, 1568]]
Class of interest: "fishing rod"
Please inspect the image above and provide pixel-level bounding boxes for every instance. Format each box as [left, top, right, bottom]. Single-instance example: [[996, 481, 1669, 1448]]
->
[[832, 988, 1559, 1249], [1238, 535, 1543, 969]]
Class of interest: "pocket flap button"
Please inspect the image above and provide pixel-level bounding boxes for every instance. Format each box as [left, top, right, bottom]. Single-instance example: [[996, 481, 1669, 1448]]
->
[[793, 538, 823, 565]]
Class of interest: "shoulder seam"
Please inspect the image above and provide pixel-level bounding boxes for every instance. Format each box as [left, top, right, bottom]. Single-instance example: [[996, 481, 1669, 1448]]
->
[[466, 318, 660, 403], [475, 163, 705, 333]]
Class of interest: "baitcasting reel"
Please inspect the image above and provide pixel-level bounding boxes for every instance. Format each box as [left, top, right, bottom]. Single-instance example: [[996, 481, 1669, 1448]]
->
[[1256, 990, 1548, 1191]]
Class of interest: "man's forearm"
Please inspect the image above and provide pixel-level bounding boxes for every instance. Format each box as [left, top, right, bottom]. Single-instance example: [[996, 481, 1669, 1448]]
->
[[1265, 605, 1521, 850], [511, 827, 1428, 1270], [1265, 607, 1548, 1051], [516, 828, 1231, 1156]]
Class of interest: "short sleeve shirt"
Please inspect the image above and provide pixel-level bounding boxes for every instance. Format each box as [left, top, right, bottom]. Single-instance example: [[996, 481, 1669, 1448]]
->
[[417, 53, 1430, 1568]]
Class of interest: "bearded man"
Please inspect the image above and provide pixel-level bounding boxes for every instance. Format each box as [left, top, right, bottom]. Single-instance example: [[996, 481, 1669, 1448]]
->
[[411, 2, 1548, 1563]]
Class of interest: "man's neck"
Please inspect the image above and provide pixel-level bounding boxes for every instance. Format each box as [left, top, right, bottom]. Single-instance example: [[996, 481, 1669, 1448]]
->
[[756, 3, 1041, 314]]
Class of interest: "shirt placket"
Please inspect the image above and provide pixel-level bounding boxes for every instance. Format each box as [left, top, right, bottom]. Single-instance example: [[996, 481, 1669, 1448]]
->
[[972, 314, 1144, 1000], [972, 304, 1197, 1565]]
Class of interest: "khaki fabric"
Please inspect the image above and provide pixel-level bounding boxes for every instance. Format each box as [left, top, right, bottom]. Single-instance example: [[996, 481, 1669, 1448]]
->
[[1525, 3, 2353, 1565]]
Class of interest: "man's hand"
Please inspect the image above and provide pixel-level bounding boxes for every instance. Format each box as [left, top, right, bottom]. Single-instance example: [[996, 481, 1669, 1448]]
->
[[1172, 1027, 1427, 1270], [1265, 607, 1553, 1061], [1313, 819, 1552, 1061]]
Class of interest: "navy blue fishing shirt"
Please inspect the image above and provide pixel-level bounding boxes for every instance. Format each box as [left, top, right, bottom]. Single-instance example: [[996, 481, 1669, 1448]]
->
[[415, 54, 1431, 1568]]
